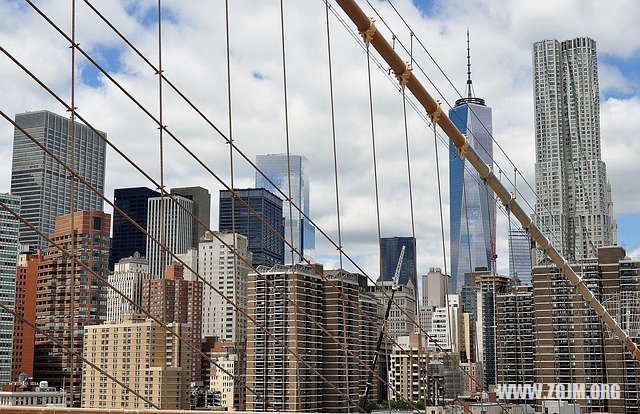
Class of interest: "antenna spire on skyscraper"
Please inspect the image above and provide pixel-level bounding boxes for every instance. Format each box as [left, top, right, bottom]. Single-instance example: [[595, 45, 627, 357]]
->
[[466, 28, 474, 99]]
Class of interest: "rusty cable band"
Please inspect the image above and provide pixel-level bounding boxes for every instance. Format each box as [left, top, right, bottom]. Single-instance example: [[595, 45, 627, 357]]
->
[[456, 136, 471, 159], [429, 100, 442, 126], [358, 16, 376, 45], [396, 60, 412, 89]]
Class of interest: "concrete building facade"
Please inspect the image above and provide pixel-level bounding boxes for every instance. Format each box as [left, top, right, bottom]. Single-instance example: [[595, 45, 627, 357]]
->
[[33, 210, 110, 405], [81, 315, 191, 409], [106, 252, 149, 323]]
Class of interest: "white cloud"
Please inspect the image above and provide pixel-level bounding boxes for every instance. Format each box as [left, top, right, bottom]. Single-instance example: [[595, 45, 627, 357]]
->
[[0, 0, 638, 279]]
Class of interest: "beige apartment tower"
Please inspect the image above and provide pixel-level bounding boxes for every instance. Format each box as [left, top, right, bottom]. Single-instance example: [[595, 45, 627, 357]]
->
[[81, 315, 191, 410]]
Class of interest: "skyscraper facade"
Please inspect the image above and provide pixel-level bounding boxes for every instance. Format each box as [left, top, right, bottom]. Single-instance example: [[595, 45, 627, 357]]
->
[[106, 252, 149, 323], [255, 154, 315, 263], [532, 37, 616, 263], [198, 231, 252, 343], [10, 110, 106, 252], [34, 210, 110, 405], [12, 250, 42, 381], [246, 264, 324, 412], [219, 188, 284, 267], [110, 187, 160, 269], [142, 263, 203, 383], [0, 194, 20, 384], [380, 236, 416, 288], [508, 228, 533, 284], [170, 186, 211, 249], [449, 43, 495, 293], [146, 195, 194, 277]]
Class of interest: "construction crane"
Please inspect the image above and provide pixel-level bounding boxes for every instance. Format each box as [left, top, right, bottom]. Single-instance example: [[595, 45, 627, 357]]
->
[[360, 245, 405, 408]]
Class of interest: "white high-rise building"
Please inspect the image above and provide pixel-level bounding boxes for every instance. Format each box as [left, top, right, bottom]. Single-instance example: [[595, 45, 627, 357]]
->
[[107, 252, 149, 323], [533, 37, 616, 263], [146, 195, 193, 277], [427, 294, 462, 353], [198, 231, 252, 343]]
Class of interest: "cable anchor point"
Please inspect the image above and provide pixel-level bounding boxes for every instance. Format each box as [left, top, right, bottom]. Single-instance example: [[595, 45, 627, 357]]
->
[[396, 61, 412, 90], [359, 17, 376, 46]]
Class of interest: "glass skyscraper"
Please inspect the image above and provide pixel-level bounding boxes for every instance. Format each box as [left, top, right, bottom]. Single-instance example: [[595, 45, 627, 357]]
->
[[380, 236, 416, 288], [508, 228, 533, 284], [110, 187, 160, 269], [0, 194, 19, 384], [219, 188, 285, 267], [449, 39, 495, 293], [255, 154, 315, 263], [10, 110, 106, 251]]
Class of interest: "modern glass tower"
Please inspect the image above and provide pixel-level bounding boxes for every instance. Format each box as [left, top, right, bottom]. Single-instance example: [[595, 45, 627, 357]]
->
[[380, 236, 416, 287], [0, 194, 19, 384], [449, 33, 495, 293], [219, 188, 285, 268], [508, 228, 533, 284], [110, 187, 160, 269], [532, 37, 616, 263], [10, 110, 106, 251], [255, 154, 315, 263]]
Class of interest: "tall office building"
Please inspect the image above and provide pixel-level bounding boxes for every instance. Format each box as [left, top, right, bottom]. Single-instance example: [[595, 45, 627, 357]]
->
[[10, 110, 106, 252], [255, 154, 315, 263], [142, 263, 203, 383], [0, 194, 20, 384], [12, 251, 42, 381], [368, 280, 417, 339], [34, 210, 110, 405], [508, 228, 533, 283], [106, 252, 149, 323], [246, 264, 324, 412], [449, 36, 495, 293], [110, 187, 160, 269], [170, 186, 211, 249], [198, 231, 252, 343], [82, 315, 191, 410], [146, 195, 193, 277], [219, 188, 284, 268], [381, 236, 417, 288], [533, 37, 616, 263]]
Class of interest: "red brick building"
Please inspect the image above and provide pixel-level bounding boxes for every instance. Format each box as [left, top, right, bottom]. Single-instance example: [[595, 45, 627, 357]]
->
[[143, 263, 203, 383], [34, 211, 110, 406], [11, 251, 42, 381]]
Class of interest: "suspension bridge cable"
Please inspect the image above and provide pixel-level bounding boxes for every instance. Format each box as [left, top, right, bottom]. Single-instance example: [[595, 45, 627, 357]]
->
[[68, 0, 77, 405], [323, 2, 354, 409]]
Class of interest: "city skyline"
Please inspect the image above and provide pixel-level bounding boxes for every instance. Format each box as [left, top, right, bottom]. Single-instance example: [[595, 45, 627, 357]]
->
[[1, 1, 638, 280], [0, 0, 639, 411]]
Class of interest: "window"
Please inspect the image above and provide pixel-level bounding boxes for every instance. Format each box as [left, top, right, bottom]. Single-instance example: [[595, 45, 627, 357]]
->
[[93, 217, 102, 231]]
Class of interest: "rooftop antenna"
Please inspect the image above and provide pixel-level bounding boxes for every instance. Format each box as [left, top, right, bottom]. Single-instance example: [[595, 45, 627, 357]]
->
[[466, 28, 474, 99]]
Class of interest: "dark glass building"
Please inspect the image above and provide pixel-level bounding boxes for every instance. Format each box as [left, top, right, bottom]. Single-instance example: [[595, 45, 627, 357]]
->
[[110, 187, 159, 269], [380, 236, 416, 288], [219, 188, 284, 268]]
